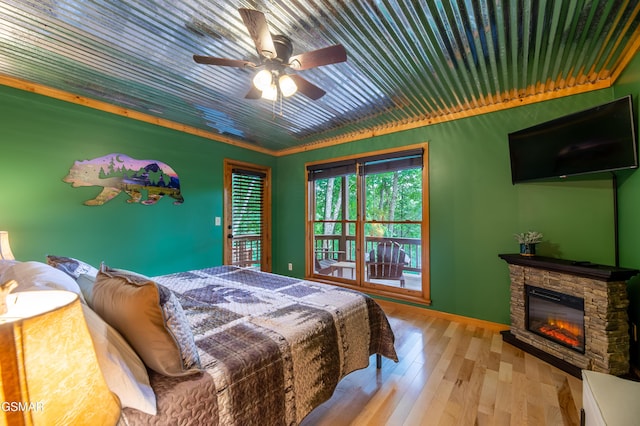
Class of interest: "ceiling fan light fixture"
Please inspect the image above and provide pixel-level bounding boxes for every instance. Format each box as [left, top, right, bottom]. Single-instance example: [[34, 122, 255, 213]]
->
[[194, 8, 347, 103], [261, 83, 278, 101], [253, 69, 273, 91], [279, 74, 297, 97]]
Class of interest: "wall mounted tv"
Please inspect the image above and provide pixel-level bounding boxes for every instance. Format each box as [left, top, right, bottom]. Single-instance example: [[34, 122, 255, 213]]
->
[[508, 95, 638, 184]]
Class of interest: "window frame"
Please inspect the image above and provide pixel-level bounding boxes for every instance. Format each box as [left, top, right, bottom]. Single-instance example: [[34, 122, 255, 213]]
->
[[305, 143, 430, 305]]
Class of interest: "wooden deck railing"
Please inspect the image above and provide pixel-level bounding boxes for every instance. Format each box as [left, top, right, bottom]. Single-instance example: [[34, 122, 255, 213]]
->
[[314, 235, 422, 272], [232, 234, 261, 268]]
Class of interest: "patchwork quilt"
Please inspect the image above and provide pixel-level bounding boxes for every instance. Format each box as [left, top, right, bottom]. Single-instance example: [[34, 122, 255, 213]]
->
[[120, 266, 398, 425]]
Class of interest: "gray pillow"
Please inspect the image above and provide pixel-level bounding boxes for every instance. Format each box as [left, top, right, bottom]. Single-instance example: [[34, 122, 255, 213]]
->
[[46, 255, 99, 279], [77, 273, 96, 308]]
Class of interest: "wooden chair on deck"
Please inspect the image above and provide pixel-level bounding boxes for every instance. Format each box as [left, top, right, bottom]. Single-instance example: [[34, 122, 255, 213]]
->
[[233, 241, 254, 268], [314, 258, 338, 275], [314, 248, 338, 275], [367, 241, 407, 287]]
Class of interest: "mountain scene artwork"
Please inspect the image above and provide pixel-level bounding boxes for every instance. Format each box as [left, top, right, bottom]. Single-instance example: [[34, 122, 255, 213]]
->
[[63, 153, 184, 206]]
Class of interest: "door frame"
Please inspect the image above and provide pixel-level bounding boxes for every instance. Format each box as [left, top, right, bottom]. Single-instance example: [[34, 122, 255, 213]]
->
[[223, 159, 272, 271]]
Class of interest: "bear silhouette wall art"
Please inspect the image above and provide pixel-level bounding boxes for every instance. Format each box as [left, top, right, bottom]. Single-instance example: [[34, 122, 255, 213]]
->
[[63, 153, 184, 206]]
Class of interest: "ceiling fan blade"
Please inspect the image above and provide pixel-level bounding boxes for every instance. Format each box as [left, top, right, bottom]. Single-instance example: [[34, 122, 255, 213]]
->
[[238, 8, 277, 59], [288, 44, 347, 70], [289, 74, 326, 100], [193, 55, 256, 68], [244, 85, 262, 99]]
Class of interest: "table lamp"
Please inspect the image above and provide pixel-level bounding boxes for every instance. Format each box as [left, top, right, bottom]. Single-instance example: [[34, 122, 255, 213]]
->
[[0, 231, 14, 260], [0, 290, 120, 426]]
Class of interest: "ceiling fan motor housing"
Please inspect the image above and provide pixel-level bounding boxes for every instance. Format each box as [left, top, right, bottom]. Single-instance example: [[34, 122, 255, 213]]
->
[[271, 35, 293, 66]]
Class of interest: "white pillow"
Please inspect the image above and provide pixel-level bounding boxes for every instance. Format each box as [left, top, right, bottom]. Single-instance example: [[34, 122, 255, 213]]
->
[[4, 261, 85, 302], [82, 304, 157, 415], [0, 259, 18, 281]]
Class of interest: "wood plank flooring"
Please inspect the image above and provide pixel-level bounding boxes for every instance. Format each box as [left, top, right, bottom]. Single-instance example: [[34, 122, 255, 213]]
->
[[301, 300, 583, 426]]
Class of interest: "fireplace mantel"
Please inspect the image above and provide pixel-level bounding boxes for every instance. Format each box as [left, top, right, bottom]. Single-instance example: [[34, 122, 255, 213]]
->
[[500, 254, 638, 377], [498, 254, 638, 282]]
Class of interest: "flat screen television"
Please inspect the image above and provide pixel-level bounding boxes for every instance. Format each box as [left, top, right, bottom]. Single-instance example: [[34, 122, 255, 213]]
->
[[508, 95, 638, 184]]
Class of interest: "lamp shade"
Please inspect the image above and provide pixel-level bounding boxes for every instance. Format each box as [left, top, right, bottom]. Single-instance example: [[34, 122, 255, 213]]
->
[[0, 232, 14, 260], [252, 69, 273, 91], [279, 75, 297, 97], [0, 291, 120, 426], [261, 83, 278, 101]]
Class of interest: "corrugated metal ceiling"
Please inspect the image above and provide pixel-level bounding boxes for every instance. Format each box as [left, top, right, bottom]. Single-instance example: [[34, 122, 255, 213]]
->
[[1, 0, 639, 154]]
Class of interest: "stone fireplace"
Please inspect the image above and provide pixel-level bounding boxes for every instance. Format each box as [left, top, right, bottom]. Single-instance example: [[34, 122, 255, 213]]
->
[[499, 254, 637, 377]]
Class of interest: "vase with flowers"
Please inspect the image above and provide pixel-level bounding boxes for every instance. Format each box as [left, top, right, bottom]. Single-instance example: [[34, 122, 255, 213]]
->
[[514, 231, 543, 256]]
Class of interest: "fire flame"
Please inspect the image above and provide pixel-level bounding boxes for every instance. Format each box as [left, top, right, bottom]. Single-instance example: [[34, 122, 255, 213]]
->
[[538, 317, 583, 348]]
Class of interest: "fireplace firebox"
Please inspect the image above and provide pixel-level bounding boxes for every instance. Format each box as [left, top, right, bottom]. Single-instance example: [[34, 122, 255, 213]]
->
[[525, 285, 585, 353]]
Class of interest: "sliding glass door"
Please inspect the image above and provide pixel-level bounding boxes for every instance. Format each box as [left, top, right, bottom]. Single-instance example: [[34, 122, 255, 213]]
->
[[306, 144, 429, 303], [310, 169, 357, 281], [362, 152, 423, 290]]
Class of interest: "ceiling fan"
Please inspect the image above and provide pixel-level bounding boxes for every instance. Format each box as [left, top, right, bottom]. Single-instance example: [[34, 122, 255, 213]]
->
[[193, 8, 347, 101]]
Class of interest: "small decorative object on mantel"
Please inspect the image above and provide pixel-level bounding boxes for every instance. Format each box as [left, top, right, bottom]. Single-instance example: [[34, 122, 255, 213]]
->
[[514, 231, 543, 256]]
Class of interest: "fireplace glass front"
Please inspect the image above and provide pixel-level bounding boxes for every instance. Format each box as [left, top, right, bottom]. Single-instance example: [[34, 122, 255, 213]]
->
[[525, 285, 585, 353]]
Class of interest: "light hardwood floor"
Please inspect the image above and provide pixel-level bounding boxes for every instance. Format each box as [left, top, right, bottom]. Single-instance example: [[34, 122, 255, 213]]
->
[[301, 300, 583, 426]]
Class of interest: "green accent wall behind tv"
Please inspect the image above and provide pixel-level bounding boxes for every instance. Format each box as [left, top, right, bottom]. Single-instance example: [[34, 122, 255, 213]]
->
[[274, 90, 618, 325], [614, 50, 640, 367], [2, 55, 639, 329]]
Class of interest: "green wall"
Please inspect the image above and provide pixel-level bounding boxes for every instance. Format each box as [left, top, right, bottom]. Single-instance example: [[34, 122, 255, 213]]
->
[[2, 58, 638, 328], [0, 85, 275, 276], [614, 51, 640, 366], [274, 90, 619, 324]]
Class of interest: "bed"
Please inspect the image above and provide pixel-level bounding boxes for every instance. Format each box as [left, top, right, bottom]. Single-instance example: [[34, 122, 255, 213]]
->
[[0, 259, 397, 425]]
